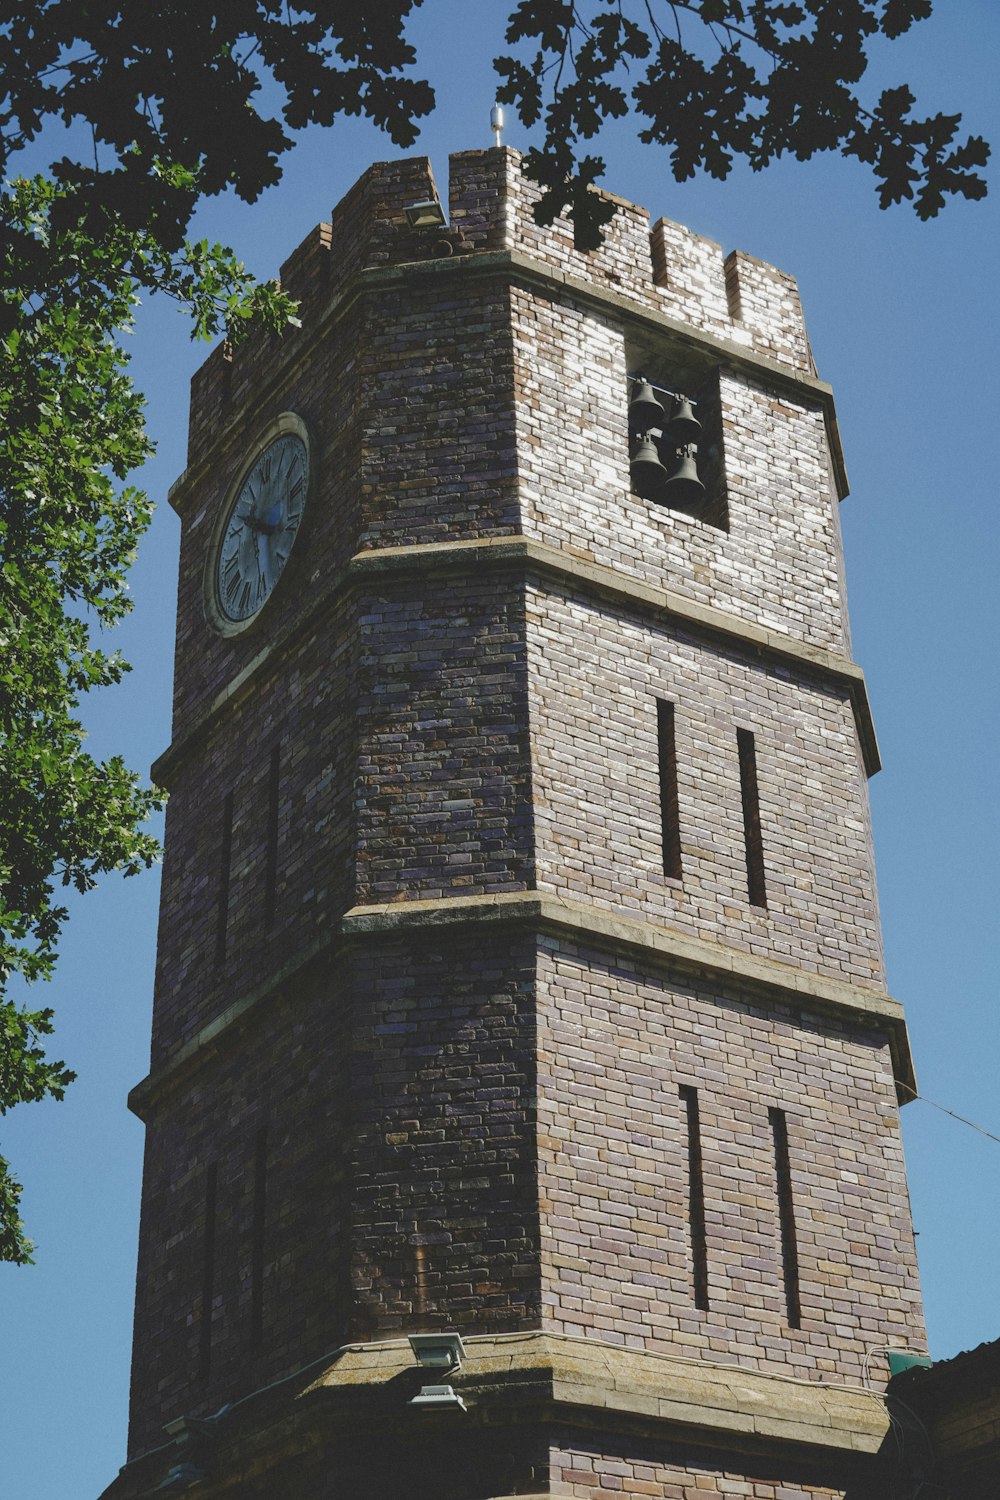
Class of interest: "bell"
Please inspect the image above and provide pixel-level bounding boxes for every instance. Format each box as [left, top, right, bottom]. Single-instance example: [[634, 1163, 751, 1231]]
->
[[628, 379, 666, 433], [662, 449, 706, 513], [666, 395, 701, 444], [629, 433, 668, 498]]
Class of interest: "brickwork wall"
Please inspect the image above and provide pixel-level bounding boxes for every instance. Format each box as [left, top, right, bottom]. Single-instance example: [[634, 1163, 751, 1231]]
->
[[725, 250, 815, 373], [487, 147, 812, 374], [129, 978, 352, 1456], [150, 592, 356, 1064], [346, 931, 541, 1341], [357, 279, 520, 551], [551, 1436, 844, 1498], [510, 287, 851, 655], [526, 584, 884, 988], [650, 217, 734, 340], [354, 575, 535, 904], [535, 938, 925, 1382], [479, 150, 812, 378], [132, 930, 543, 1457]]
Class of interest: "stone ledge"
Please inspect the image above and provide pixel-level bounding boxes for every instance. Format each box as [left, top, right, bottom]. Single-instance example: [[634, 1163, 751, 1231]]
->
[[127, 932, 332, 1120], [342, 889, 914, 1098], [129, 888, 915, 1118], [308, 1331, 888, 1455], [152, 535, 879, 787], [99, 1332, 887, 1498], [352, 536, 880, 776]]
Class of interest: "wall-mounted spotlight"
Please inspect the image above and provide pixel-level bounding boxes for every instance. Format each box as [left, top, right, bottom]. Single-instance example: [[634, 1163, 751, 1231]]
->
[[153, 1462, 208, 1492], [410, 1382, 467, 1411], [408, 1332, 468, 1412], [404, 199, 448, 229]]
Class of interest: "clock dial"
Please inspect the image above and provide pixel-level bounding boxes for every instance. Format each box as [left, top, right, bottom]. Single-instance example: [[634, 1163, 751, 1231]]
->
[[215, 433, 308, 624]]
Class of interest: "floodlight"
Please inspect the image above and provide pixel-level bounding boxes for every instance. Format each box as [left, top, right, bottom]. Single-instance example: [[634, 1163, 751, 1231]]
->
[[404, 199, 447, 229], [408, 1332, 466, 1371]]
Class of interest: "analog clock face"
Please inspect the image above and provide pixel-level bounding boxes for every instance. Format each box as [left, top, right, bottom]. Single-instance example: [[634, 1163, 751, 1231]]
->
[[215, 433, 308, 625]]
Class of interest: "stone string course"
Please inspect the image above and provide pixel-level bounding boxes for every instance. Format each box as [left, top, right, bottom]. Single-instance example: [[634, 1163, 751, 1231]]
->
[[109, 149, 924, 1499]]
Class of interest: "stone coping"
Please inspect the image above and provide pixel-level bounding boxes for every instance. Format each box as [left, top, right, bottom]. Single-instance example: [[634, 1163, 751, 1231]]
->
[[129, 888, 914, 1119], [99, 1331, 888, 1498], [343, 890, 913, 1092], [305, 1330, 889, 1457], [152, 535, 879, 787]]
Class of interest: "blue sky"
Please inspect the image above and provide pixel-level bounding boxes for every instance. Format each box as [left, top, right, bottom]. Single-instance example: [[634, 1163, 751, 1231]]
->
[[3, 4, 998, 1495]]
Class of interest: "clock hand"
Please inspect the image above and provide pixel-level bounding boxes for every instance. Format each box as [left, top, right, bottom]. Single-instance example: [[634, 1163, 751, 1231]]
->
[[244, 513, 278, 536]]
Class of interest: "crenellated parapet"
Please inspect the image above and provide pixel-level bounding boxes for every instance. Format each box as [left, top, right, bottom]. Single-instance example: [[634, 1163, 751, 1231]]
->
[[183, 148, 817, 474]]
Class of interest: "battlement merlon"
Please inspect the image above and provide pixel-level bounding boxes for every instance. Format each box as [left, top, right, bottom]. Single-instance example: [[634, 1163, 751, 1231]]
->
[[176, 148, 842, 500]]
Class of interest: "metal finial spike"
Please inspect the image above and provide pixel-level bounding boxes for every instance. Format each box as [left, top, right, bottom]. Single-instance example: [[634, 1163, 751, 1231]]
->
[[491, 103, 505, 147]]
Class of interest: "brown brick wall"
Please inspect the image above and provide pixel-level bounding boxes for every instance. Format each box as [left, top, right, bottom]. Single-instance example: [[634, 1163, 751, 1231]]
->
[[551, 1434, 846, 1498], [150, 592, 356, 1063], [536, 938, 924, 1382], [347, 930, 541, 1341], [355, 575, 535, 904], [357, 279, 520, 552], [525, 585, 884, 988], [129, 976, 352, 1455], [131, 930, 542, 1457], [510, 288, 850, 655]]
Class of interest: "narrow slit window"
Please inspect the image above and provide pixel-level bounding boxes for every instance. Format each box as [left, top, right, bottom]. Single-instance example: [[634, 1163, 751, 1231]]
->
[[264, 743, 281, 925], [657, 700, 682, 880], [737, 728, 767, 908], [199, 1162, 218, 1380], [769, 1108, 802, 1328], [250, 1128, 268, 1348], [215, 791, 235, 964], [679, 1085, 709, 1310]]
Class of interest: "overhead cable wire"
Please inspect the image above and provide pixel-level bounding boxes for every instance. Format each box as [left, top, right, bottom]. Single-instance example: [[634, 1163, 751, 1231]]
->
[[898, 1085, 1000, 1148]]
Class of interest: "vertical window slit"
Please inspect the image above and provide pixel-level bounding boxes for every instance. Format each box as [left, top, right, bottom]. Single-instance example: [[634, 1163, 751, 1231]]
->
[[215, 790, 234, 964], [680, 1085, 709, 1310], [657, 699, 682, 880], [264, 743, 281, 925], [737, 728, 767, 908], [250, 1127, 268, 1349], [199, 1162, 218, 1380], [769, 1108, 802, 1328]]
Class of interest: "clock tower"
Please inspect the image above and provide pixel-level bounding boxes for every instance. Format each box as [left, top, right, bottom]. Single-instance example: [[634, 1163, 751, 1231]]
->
[[103, 149, 925, 1500]]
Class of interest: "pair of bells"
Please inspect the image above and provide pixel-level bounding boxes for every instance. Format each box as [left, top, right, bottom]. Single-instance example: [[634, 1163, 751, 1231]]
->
[[628, 380, 701, 444], [628, 381, 705, 513], [631, 438, 705, 512]]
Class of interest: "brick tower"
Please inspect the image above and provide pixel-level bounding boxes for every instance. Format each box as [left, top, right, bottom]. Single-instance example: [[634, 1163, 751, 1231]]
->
[[103, 150, 926, 1500]]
